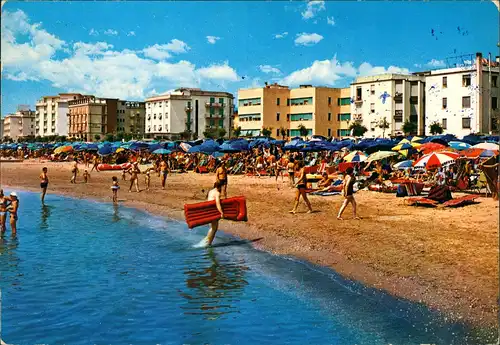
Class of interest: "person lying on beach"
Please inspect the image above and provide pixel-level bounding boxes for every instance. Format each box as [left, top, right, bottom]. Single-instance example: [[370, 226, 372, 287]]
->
[[83, 169, 90, 183], [317, 172, 333, 189], [201, 181, 225, 247], [40, 167, 49, 203], [111, 176, 119, 203], [6, 192, 19, 236]]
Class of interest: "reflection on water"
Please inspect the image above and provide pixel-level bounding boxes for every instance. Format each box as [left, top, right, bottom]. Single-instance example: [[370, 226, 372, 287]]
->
[[112, 203, 121, 223], [40, 204, 51, 230], [0, 235, 20, 286], [179, 248, 249, 320]]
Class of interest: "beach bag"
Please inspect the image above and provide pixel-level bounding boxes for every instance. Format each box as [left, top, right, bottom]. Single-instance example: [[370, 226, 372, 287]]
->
[[396, 184, 407, 197]]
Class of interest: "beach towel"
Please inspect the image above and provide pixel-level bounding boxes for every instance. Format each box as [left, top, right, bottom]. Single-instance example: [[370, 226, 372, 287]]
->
[[427, 185, 452, 203], [310, 191, 342, 196], [442, 195, 479, 207]]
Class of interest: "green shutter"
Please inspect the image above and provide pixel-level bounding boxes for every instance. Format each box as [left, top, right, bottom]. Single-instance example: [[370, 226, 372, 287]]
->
[[219, 108, 224, 116], [210, 97, 215, 104], [210, 119, 215, 126], [219, 119, 223, 127], [210, 107, 215, 115]]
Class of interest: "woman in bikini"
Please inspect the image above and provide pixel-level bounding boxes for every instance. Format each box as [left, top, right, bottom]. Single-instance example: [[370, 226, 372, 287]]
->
[[7, 192, 19, 236], [215, 161, 228, 199], [289, 161, 313, 214], [0, 189, 9, 235], [287, 157, 295, 187], [128, 162, 141, 193], [337, 167, 360, 220], [159, 159, 169, 190], [70, 159, 79, 184], [40, 167, 49, 203]]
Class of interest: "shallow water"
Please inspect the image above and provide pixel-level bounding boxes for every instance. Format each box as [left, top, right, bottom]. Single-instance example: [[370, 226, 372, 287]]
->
[[0, 191, 496, 344]]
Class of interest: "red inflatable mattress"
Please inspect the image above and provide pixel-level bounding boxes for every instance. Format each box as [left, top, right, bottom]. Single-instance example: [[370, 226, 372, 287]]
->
[[97, 163, 132, 171], [184, 196, 248, 229]]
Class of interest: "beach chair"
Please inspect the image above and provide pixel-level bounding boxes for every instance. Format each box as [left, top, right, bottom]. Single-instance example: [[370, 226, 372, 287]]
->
[[471, 172, 491, 197]]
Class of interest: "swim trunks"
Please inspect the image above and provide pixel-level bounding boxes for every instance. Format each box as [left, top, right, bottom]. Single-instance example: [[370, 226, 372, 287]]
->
[[40, 182, 48, 189]]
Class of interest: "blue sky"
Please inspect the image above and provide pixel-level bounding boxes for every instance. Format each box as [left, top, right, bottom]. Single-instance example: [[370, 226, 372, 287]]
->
[[1, 0, 498, 116]]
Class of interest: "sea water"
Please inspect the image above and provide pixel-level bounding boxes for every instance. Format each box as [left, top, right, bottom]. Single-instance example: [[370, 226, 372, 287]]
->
[[0, 191, 496, 344]]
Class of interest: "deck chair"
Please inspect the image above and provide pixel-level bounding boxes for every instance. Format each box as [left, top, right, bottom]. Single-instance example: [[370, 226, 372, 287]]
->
[[471, 172, 491, 197]]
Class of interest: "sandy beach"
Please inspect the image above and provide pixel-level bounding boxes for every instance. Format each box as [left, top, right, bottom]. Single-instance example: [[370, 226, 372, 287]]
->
[[1, 160, 498, 328]]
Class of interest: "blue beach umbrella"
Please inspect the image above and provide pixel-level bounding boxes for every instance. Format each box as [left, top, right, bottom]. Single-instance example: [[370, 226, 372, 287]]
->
[[479, 150, 498, 158], [211, 151, 225, 158], [448, 141, 471, 150], [152, 148, 172, 155], [393, 160, 414, 170]]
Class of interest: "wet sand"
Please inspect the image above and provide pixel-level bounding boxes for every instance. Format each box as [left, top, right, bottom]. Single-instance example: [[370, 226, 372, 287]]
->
[[1, 161, 498, 328]]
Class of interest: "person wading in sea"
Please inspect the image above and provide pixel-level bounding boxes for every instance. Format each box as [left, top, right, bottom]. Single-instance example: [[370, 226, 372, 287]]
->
[[215, 160, 228, 199], [39, 167, 49, 203], [7, 192, 19, 236], [0, 189, 9, 235], [200, 181, 225, 247], [337, 167, 360, 220]]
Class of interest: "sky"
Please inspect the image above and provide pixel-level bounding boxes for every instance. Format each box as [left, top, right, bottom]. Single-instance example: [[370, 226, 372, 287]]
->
[[1, 0, 498, 116]]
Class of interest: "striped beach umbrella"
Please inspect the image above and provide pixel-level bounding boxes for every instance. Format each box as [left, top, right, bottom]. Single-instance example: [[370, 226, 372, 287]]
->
[[343, 151, 367, 162], [419, 142, 447, 154], [472, 142, 499, 151], [393, 160, 414, 169], [54, 145, 73, 154], [392, 142, 421, 151], [414, 152, 460, 169]]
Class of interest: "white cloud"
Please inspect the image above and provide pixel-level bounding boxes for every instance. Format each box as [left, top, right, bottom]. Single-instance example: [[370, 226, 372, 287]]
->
[[426, 59, 446, 67], [274, 32, 288, 39], [294, 33, 323, 46], [127, 31, 136, 37], [414, 63, 422, 68], [1, 10, 239, 100], [301, 0, 325, 19], [327, 16, 335, 26], [142, 39, 190, 60], [206, 36, 221, 44], [259, 65, 281, 74], [280, 55, 409, 87], [103, 29, 118, 36], [89, 28, 99, 36]]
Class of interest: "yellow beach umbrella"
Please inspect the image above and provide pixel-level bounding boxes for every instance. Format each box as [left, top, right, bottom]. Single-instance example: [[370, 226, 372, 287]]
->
[[398, 138, 410, 145], [391, 142, 422, 151], [411, 136, 424, 142], [116, 147, 126, 153], [343, 151, 367, 162], [54, 145, 73, 154]]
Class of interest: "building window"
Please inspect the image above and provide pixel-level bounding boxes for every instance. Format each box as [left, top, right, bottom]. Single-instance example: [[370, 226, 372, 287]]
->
[[493, 76, 498, 87], [210, 97, 215, 104], [462, 117, 471, 129], [328, 128, 331, 136], [442, 118, 447, 129], [370, 103, 375, 113], [276, 112, 280, 121], [356, 87, 362, 101], [290, 113, 313, 121], [442, 98, 447, 109], [219, 98, 224, 104], [337, 97, 351, 106], [462, 96, 471, 108], [442, 77, 447, 88], [493, 97, 498, 110], [277, 98, 280, 106], [370, 84, 375, 95], [337, 113, 351, 121], [462, 74, 471, 87], [276, 129, 280, 137], [328, 97, 331, 105], [328, 113, 331, 121], [286, 98, 290, 106]]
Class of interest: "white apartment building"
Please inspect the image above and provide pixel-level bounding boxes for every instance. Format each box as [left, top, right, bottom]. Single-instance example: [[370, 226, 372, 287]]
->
[[3, 108, 36, 141], [416, 53, 500, 137], [35, 93, 85, 137], [351, 74, 426, 138], [145, 88, 234, 139]]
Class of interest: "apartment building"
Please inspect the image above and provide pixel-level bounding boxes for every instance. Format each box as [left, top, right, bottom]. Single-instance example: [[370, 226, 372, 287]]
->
[[237, 83, 350, 139], [3, 107, 36, 141], [145, 88, 234, 139], [351, 74, 426, 138], [117, 101, 146, 137], [415, 52, 500, 136], [336, 88, 352, 137], [35, 93, 85, 137], [67, 96, 118, 142]]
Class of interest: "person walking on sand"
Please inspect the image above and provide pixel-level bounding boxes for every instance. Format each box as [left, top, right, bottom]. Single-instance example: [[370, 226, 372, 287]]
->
[[215, 160, 228, 199], [144, 169, 151, 191], [289, 161, 313, 214], [83, 169, 90, 183], [159, 158, 169, 190], [39, 167, 49, 203], [337, 167, 360, 220], [199, 181, 225, 247], [70, 159, 79, 184], [111, 176, 120, 203], [6, 192, 19, 236], [90, 155, 100, 172], [127, 162, 141, 193]]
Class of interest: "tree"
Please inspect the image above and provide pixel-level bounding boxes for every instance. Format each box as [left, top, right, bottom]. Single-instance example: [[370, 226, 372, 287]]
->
[[116, 132, 125, 142], [233, 126, 242, 138], [279, 126, 287, 140], [261, 126, 273, 137], [105, 133, 115, 142], [349, 121, 368, 137], [180, 130, 191, 140], [377, 117, 390, 138], [298, 124, 309, 138], [94, 134, 101, 141], [218, 127, 227, 138], [402, 120, 418, 135], [124, 133, 133, 142], [203, 129, 217, 139], [430, 121, 444, 135]]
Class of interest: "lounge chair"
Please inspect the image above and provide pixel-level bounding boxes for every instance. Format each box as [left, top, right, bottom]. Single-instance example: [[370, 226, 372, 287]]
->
[[471, 172, 491, 197]]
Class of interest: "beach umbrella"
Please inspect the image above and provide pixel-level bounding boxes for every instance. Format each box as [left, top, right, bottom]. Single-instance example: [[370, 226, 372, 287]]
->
[[54, 145, 73, 154], [419, 142, 447, 154], [152, 148, 172, 155], [343, 151, 367, 162], [472, 142, 499, 150], [179, 142, 192, 152], [411, 136, 424, 142], [211, 151, 224, 158], [392, 142, 421, 151], [393, 160, 414, 170], [479, 149, 499, 158], [460, 147, 485, 159], [98, 145, 114, 156], [398, 138, 411, 145], [115, 147, 127, 153], [366, 151, 398, 162], [448, 141, 471, 150], [414, 152, 459, 169]]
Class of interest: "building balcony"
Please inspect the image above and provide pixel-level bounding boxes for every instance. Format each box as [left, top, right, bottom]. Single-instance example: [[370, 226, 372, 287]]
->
[[205, 102, 223, 108], [394, 92, 403, 103], [353, 114, 363, 121], [354, 97, 363, 104], [206, 114, 222, 119]]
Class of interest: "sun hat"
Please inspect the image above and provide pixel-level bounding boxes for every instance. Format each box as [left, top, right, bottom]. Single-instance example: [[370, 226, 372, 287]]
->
[[10, 192, 17, 197]]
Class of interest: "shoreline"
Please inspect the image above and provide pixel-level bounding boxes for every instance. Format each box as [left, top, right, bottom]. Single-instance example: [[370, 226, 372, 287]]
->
[[1, 161, 498, 329]]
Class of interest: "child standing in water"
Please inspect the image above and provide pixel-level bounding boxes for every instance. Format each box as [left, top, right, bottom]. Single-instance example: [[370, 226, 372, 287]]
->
[[111, 176, 119, 203], [83, 169, 90, 183], [39, 167, 49, 203]]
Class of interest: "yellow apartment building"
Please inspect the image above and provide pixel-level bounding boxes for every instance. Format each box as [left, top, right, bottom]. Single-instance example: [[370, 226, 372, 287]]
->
[[236, 83, 352, 139], [336, 87, 352, 137]]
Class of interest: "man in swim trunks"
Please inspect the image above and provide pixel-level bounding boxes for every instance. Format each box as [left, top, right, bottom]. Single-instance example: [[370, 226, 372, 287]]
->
[[70, 159, 79, 184], [215, 160, 228, 199], [90, 154, 100, 172], [255, 155, 265, 178], [40, 167, 49, 203], [159, 158, 169, 190], [7, 192, 19, 236], [203, 181, 225, 246], [337, 167, 360, 220]]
